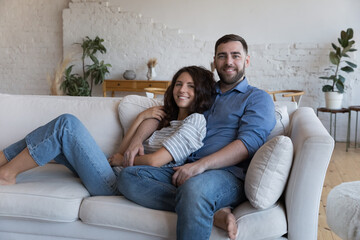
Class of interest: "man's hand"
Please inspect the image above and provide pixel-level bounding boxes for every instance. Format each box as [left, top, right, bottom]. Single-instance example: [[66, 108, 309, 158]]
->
[[123, 141, 144, 167], [172, 162, 206, 187]]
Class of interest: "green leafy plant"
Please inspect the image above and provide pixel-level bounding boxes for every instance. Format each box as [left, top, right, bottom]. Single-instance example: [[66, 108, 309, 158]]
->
[[319, 28, 357, 93], [61, 36, 111, 96]]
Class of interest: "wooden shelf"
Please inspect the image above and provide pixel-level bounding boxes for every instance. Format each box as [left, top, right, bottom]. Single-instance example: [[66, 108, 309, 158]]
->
[[103, 80, 170, 97]]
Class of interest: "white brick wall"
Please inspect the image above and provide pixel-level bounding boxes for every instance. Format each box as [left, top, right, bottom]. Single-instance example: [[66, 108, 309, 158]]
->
[[0, 0, 69, 94], [1, 0, 359, 142], [62, 1, 215, 97]]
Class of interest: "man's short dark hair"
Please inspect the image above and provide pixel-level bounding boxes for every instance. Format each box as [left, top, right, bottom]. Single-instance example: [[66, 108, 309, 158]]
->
[[215, 34, 248, 55]]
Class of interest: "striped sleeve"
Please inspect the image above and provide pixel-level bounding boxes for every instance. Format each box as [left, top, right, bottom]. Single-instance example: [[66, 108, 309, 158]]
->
[[162, 113, 206, 166]]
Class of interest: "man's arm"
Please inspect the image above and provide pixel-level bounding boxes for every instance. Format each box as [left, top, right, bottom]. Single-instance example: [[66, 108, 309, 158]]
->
[[122, 118, 159, 167], [172, 139, 248, 186]]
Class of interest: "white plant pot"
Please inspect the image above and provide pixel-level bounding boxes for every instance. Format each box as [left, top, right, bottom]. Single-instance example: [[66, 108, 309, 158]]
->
[[325, 92, 343, 109]]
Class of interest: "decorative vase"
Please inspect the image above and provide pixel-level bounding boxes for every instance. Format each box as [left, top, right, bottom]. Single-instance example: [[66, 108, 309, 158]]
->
[[325, 92, 343, 109], [123, 70, 136, 80], [147, 67, 156, 80]]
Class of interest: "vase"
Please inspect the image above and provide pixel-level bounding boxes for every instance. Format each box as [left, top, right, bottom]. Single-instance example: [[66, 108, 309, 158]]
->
[[147, 67, 156, 80], [325, 92, 343, 109], [123, 70, 136, 80]]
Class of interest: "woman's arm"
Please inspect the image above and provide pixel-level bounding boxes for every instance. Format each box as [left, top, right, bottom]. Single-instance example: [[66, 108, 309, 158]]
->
[[108, 106, 164, 166], [117, 106, 165, 155], [109, 146, 173, 167], [133, 147, 173, 167], [111, 113, 206, 168]]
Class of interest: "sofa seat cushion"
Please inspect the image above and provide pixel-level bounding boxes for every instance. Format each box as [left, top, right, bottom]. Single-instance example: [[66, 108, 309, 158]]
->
[[234, 201, 287, 239], [80, 196, 287, 240], [0, 164, 89, 222], [79, 196, 177, 238]]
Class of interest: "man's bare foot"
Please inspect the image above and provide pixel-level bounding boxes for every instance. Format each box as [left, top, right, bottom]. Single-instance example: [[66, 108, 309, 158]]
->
[[214, 207, 237, 240]]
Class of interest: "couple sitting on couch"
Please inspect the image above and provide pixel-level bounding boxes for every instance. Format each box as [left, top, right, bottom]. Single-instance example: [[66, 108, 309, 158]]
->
[[0, 34, 275, 240]]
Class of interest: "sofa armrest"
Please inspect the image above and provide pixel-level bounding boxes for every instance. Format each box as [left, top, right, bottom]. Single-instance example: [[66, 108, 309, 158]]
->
[[285, 107, 334, 240]]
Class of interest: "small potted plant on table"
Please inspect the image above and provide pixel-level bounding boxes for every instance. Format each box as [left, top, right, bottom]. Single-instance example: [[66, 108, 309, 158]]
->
[[319, 28, 357, 109]]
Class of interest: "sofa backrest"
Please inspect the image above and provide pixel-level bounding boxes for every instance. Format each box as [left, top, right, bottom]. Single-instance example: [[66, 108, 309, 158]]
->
[[0, 94, 123, 157]]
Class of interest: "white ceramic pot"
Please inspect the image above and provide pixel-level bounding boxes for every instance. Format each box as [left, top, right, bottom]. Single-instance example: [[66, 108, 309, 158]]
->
[[325, 92, 343, 109]]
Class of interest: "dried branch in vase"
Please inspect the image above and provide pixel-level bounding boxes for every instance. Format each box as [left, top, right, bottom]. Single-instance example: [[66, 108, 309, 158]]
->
[[147, 58, 158, 68], [47, 54, 74, 95]]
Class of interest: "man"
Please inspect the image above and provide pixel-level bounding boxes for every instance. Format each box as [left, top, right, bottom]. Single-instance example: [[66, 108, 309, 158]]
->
[[117, 34, 276, 240]]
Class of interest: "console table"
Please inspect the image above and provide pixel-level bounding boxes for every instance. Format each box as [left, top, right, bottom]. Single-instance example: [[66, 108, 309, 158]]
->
[[103, 80, 170, 97]]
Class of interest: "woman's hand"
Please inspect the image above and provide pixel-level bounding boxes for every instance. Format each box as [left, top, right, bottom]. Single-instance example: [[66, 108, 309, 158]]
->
[[138, 106, 166, 122], [108, 153, 124, 167]]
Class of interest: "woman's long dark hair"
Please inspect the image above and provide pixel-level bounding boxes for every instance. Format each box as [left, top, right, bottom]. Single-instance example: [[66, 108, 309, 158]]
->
[[160, 66, 216, 128]]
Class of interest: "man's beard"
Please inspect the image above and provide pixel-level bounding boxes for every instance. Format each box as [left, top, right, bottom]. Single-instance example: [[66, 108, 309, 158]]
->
[[218, 67, 245, 86]]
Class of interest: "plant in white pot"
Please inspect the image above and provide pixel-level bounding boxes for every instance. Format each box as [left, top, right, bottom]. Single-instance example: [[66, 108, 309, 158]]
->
[[319, 28, 357, 109]]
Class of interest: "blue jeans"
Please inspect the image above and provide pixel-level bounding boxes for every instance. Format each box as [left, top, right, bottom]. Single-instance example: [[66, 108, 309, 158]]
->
[[117, 165, 246, 240], [3, 114, 118, 196]]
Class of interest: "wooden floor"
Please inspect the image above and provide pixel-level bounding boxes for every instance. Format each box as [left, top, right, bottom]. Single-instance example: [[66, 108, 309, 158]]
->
[[318, 142, 360, 240]]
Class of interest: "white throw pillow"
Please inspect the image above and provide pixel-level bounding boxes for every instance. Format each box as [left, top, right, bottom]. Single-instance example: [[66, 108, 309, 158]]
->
[[118, 95, 163, 134], [267, 105, 290, 141], [245, 135, 293, 209]]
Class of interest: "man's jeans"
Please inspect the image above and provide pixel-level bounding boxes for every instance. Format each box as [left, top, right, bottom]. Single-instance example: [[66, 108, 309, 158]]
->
[[118, 165, 246, 240], [3, 114, 118, 196]]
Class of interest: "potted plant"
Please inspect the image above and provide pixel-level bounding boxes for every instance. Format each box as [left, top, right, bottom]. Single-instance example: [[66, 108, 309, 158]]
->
[[61, 36, 111, 96], [319, 28, 357, 109]]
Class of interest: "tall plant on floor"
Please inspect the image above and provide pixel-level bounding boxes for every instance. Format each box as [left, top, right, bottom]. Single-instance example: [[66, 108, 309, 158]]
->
[[319, 28, 357, 93], [61, 36, 111, 96]]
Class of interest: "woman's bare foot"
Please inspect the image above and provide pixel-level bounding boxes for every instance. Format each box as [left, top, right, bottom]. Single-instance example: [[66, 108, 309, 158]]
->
[[0, 148, 38, 185], [214, 207, 237, 240], [0, 167, 16, 185], [0, 151, 9, 167]]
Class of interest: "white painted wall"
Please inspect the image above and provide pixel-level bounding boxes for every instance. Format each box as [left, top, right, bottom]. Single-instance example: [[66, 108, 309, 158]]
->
[[109, 0, 360, 44], [0, 0, 359, 141]]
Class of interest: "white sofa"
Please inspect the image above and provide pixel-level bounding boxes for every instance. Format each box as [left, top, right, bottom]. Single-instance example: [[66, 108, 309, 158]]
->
[[0, 93, 334, 240]]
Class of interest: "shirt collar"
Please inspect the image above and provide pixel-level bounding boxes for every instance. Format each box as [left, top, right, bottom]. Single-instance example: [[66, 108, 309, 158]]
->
[[215, 77, 249, 94]]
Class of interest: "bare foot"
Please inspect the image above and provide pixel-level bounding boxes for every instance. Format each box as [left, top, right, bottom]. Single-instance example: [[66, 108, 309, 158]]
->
[[214, 207, 237, 240], [0, 168, 16, 185], [0, 151, 9, 167]]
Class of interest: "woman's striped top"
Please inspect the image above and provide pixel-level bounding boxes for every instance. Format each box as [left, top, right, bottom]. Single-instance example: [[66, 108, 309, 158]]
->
[[143, 113, 206, 167]]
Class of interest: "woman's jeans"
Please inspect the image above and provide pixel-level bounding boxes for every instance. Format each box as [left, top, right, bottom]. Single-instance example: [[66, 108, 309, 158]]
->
[[3, 114, 118, 196], [118, 165, 246, 240]]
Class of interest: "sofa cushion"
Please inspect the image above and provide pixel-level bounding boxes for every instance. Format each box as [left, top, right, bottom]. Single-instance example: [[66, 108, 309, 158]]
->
[[0, 164, 89, 222], [245, 135, 293, 209], [233, 201, 287, 239], [79, 196, 177, 239], [118, 95, 163, 134], [267, 104, 290, 141]]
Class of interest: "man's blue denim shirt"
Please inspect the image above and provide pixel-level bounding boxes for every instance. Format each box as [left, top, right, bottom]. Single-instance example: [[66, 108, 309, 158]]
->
[[187, 77, 276, 180]]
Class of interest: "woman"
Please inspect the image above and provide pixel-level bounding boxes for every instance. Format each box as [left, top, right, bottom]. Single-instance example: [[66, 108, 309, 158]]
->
[[0, 66, 215, 197], [108, 65, 215, 169]]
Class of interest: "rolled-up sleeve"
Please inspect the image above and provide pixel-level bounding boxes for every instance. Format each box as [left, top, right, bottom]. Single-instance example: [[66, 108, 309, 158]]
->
[[163, 113, 206, 165], [237, 90, 276, 157]]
